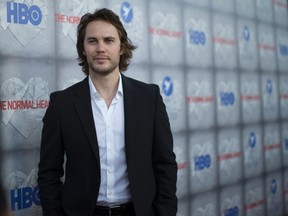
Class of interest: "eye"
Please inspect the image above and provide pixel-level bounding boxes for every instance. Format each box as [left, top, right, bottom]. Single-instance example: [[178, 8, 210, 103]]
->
[[104, 37, 115, 44], [87, 38, 97, 44], [88, 39, 96, 44]]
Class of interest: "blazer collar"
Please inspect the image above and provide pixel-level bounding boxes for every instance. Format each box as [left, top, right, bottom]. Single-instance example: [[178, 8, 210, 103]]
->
[[70, 75, 140, 163], [121, 74, 140, 159], [71, 77, 100, 165]]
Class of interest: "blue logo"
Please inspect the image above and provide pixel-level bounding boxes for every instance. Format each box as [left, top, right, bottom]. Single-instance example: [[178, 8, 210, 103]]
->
[[220, 92, 235, 106], [266, 79, 273, 94], [224, 206, 239, 216], [7, 2, 42, 26], [10, 186, 40, 211], [120, 2, 133, 23], [189, 29, 206, 46], [279, 44, 288, 56], [271, 179, 277, 194], [285, 138, 288, 150], [249, 132, 256, 148], [162, 76, 173, 96], [243, 26, 250, 42], [194, 154, 211, 171]]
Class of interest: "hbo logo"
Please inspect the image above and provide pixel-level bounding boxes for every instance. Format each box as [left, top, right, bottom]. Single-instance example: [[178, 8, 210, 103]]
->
[[224, 206, 239, 216], [10, 186, 40, 211], [7, 2, 42, 26], [280, 44, 288, 56], [194, 154, 211, 171], [189, 29, 206, 46], [220, 92, 235, 106]]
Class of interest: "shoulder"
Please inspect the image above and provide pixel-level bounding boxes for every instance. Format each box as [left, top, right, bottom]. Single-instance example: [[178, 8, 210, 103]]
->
[[122, 74, 159, 93], [50, 77, 88, 100]]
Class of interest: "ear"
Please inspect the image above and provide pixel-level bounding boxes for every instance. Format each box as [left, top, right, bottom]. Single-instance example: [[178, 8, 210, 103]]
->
[[119, 43, 124, 55], [83, 50, 86, 56]]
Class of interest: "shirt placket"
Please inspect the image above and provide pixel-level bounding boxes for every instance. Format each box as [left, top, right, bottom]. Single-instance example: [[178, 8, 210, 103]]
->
[[105, 98, 118, 202]]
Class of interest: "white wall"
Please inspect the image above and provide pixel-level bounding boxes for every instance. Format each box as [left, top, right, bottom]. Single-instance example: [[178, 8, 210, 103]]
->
[[0, 0, 288, 215]]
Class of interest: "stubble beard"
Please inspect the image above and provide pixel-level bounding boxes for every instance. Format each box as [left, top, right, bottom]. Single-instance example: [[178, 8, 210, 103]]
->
[[89, 61, 119, 77]]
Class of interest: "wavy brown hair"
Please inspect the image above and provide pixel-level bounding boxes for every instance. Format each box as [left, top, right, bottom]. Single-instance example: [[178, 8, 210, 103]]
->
[[76, 8, 137, 75]]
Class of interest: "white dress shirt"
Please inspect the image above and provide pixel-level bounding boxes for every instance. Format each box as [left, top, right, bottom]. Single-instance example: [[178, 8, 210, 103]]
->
[[89, 75, 131, 206]]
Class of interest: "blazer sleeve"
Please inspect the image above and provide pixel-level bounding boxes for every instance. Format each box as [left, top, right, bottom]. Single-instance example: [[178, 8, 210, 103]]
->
[[152, 86, 178, 216], [37, 93, 65, 216]]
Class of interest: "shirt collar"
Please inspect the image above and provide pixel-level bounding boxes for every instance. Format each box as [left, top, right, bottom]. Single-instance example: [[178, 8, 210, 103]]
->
[[88, 74, 123, 99]]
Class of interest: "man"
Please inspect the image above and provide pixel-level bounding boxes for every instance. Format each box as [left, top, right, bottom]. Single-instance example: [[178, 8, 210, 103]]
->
[[0, 151, 9, 216], [0, 184, 9, 216], [37, 8, 177, 216]]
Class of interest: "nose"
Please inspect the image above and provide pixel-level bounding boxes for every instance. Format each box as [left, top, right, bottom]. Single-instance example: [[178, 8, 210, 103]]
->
[[96, 41, 105, 52]]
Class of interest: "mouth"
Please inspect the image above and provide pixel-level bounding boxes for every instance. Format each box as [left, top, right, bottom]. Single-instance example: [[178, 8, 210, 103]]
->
[[95, 55, 109, 60], [93, 57, 108, 65]]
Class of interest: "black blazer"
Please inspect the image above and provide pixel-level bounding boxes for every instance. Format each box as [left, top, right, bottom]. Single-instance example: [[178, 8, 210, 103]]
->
[[37, 75, 177, 216]]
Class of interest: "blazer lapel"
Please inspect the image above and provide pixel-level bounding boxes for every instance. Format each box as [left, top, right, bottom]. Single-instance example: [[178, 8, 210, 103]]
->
[[69, 75, 139, 166], [122, 75, 140, 160], [71, 77, 100, 166]]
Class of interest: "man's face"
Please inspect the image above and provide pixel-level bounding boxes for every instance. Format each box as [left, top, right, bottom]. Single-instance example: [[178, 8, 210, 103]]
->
[[83, 20, 123, 76]]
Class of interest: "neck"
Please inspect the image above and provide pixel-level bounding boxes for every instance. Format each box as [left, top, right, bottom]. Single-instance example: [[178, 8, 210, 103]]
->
[[90, 72, 120, 107]]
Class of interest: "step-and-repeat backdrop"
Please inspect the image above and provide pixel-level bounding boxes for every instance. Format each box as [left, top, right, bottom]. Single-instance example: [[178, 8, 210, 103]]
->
[[1, 0, 288, 215]]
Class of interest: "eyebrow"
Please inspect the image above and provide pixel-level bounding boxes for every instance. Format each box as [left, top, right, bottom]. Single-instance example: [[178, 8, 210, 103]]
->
[[86, 36, 116, 40]]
